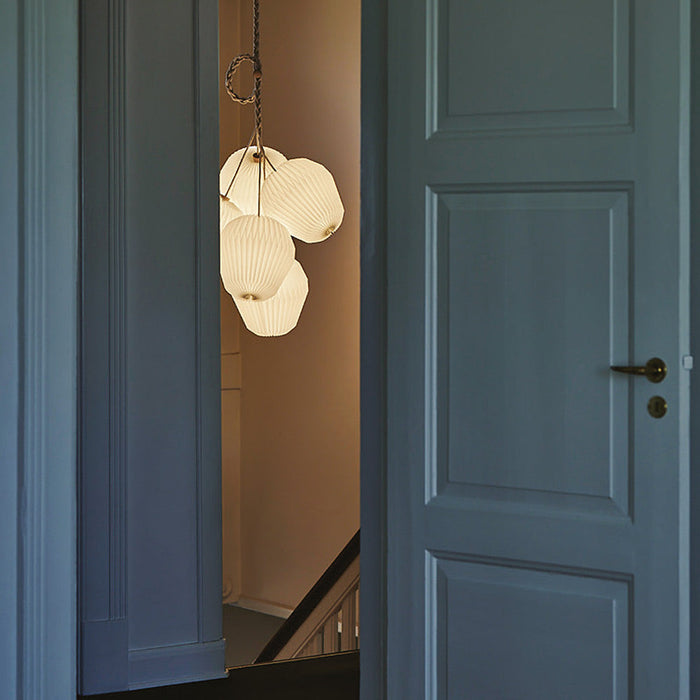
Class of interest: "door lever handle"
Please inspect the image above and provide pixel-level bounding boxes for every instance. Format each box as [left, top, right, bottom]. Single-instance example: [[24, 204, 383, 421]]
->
[[610, 357, 667, 383]]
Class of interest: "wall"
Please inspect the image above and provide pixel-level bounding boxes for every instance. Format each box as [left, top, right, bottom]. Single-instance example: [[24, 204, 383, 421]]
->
[[0, 3, 20, 695], [219, 0, 243, 606], [220, 290, 242, 605], [80, 2, 225, 691], [2, 0, 79, 696], [219, 0, 361, 611]]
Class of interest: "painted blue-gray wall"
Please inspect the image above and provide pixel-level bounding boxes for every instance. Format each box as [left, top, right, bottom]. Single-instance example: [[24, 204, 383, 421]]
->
[[79, 0, 224, 693], [1, 1, 79, 699], [0, 1, 20, 695]]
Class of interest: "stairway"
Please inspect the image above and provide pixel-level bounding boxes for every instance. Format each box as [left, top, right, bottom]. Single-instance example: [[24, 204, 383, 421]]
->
[[255, 530, 360, 662], [83, 533, 360, 699]]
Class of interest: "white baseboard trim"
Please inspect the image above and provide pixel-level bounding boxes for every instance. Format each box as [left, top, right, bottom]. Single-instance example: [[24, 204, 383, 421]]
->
[[229, 597, 294, 619]]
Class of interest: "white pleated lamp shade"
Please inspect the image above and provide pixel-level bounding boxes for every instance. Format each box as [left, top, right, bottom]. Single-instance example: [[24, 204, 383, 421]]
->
[[219, 196, 243, 232], [220, 215, 295, 301], [219, 146, 287, 214], [235, 260, 309, 337], [260, 158, 344, 243]]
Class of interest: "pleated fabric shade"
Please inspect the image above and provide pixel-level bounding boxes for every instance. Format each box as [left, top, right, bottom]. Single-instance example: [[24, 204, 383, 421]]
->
[[220, 214, 295, 301], [220, 146, 287, 214], [260, 158, 344, 243], [219, 196, 243, 231], [235, 259, 309, 337]]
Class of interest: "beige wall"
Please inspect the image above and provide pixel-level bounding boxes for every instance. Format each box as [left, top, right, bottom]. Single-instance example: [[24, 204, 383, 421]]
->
[[220, 0, 360, 611], [220, 286, 242, 604], [219, 0, 243, 604]]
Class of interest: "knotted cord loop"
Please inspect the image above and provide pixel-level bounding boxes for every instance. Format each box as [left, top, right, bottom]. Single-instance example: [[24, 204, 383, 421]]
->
[[226, 0, 262, 133], [225, 53, 257, 105]]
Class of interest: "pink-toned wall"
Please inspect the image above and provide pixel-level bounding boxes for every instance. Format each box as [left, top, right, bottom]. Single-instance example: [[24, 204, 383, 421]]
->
[[220, 0, 360, 611]]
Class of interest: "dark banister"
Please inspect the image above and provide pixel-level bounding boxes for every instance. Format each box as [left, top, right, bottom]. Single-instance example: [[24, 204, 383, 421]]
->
[[255, 530, 360, 663]]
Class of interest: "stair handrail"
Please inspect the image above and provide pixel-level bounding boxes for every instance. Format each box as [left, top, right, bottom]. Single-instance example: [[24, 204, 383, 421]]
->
[[255, 529, 360, 663]]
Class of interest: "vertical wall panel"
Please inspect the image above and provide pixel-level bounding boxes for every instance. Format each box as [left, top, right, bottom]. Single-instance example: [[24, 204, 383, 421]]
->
[[80, 0, 224, 693], [125, 0, 200, 650]]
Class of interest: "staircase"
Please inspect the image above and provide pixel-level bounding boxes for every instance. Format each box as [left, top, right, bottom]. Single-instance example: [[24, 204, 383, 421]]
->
[[85, 533, 360, 699], [255, 530, 360, 662]]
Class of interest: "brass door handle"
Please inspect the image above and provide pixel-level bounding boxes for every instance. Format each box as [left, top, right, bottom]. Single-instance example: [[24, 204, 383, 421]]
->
[[610, 357, 667, 383]]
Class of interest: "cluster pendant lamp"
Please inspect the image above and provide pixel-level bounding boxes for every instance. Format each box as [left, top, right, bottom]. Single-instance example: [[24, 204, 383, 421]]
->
[[219, 0, 344, 336]]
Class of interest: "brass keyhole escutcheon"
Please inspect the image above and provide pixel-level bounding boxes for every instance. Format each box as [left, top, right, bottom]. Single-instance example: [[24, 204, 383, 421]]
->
[[648, 395, 668, 419]]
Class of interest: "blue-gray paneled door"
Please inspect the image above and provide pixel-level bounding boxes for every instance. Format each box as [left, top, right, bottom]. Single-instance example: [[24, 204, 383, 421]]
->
[[79, 0, 224, 693], [386, 0, 690, 698]]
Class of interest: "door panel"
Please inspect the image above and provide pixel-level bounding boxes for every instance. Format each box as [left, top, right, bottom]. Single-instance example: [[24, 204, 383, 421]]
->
[[436, 189, 630, 514], [80, 0, 224, 693], [434, 0, 630, 133], [387, 0, 690, 698], [433, 556, 629, 699]]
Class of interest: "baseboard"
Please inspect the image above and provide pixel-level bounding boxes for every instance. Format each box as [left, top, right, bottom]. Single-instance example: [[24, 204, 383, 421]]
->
[[80, 619, 128, 694], [230, 596, 294, 619], [128, 639, 227, 690]]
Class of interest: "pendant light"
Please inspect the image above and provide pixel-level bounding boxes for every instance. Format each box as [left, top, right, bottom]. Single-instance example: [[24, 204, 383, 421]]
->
[[234, 260, 309, 336], [220, 214, 295, 301], [220, 146, 287, 215], [261, 158, 344, 243], [220, 196, 243, 231], [220, 0, 343, 336]]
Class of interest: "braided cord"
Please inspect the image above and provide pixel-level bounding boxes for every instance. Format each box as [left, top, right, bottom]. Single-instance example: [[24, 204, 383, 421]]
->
[[251, 0, 263, 214], [223, 0, 273, 215], [225, 0, 262, 118], [252, 0, 262, 145]]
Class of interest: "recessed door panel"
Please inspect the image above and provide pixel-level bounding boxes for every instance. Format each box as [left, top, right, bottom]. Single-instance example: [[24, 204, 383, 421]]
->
[[433, 189, 630, 515], [429, 0, 631, 134], [430, 555, 629, 699]]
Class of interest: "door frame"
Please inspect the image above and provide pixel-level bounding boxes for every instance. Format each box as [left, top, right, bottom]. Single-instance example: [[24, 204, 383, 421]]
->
[[4, 0, 80, 698], [691, 1, 700, 692], [16, 0, 700, 698], [5, 0, 389, 698], [359, 0, 388, 698]]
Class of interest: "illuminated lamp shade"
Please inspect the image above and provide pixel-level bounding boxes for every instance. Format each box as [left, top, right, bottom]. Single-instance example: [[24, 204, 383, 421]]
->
[[260, 158, 344, 243], [219, 196, 243, 232], [219, 146, 287, 214], [235, 260, 309, 337], [220, 214, 295, 302]]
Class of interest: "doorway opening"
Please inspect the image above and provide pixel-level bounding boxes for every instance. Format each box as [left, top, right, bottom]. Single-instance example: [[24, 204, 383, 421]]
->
[[217, 0, 361, 668]]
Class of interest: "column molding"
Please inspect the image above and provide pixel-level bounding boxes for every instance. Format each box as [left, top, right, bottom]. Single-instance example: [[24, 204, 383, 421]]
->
[[20, 0, 79, 697]]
